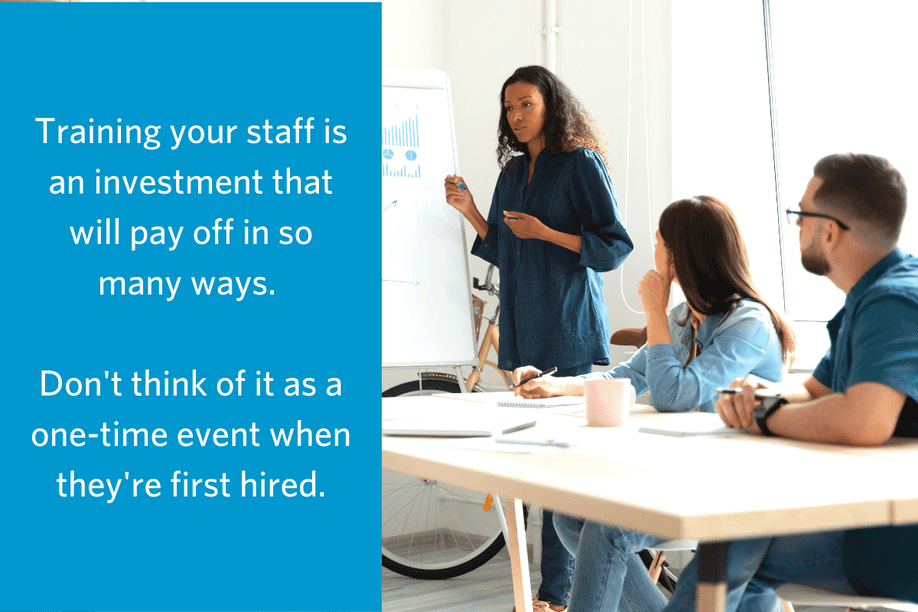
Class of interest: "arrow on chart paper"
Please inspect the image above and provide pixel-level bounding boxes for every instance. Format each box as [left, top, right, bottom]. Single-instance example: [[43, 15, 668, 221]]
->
[[382, 278, 419, 286], [382, 200, 397, 213]]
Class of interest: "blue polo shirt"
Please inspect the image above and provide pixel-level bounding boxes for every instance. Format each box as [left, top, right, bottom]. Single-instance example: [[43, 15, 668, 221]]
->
[[812, 247, 918, 436], [814, 248, 918, 600]]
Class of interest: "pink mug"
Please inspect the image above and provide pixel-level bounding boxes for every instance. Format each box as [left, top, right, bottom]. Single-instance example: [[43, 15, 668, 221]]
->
[[584, 378, 635, 427]]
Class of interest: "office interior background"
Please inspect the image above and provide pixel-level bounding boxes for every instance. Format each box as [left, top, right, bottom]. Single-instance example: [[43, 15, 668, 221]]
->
[[381, 0, 918, 391]]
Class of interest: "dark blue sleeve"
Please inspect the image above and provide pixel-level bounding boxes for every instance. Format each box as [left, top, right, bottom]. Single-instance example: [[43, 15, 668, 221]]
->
[[571, 149, 634, 272], [470, 177, 501, 267], [847, 293, 918, 399], [812, 349, 833, 389]]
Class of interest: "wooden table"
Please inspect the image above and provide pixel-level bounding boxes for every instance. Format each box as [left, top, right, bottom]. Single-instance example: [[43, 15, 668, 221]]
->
[[382, 397, 916, 611]]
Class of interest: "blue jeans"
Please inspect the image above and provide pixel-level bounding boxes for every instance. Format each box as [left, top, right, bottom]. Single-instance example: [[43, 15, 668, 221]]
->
[[663, 531, 852, 612], [554, 514, 668, 612], [536, 363, 592, 607]]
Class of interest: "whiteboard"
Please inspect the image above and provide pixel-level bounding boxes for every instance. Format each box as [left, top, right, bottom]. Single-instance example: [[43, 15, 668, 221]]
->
[[381, 69, 478, 368]]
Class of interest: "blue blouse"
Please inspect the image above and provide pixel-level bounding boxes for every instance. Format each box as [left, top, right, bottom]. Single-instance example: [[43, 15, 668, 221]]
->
[[471, 148, 633, 371], [592, 300, 785, 412]]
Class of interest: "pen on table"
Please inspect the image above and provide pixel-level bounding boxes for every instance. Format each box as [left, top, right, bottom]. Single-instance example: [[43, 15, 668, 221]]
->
[[494, 437, 576, 448], [511, 366, 558, 389], [714, 387, 782, 398]]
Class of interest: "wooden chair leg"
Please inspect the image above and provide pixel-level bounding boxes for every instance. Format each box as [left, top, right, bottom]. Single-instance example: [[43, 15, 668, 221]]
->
[[648, 551, 666, 584]]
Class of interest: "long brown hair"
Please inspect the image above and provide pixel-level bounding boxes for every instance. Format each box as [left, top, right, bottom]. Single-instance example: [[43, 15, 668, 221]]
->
[[658, 196, 795, 366], [496, 65, 609, 172]]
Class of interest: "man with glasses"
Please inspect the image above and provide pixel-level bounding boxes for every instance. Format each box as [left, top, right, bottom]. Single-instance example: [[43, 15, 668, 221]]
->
[[661, 153, 918, 611]]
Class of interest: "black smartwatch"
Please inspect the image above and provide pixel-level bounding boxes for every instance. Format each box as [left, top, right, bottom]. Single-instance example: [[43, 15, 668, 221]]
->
[[754, 396, 787, 436]]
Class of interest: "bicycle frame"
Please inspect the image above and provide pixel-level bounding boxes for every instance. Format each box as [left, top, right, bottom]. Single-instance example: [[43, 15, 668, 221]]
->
[[465, 313, 512, 390], [465, 264, 512, 390]]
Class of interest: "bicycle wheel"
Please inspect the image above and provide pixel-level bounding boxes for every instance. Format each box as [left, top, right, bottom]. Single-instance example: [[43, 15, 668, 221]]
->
[[382, 470, 528, 579], [382, 373, 470, 397], [382, 374, 522, 579]]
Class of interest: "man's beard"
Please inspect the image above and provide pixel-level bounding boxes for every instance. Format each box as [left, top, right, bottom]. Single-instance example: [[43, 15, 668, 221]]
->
[[801, 238, 831, 276]]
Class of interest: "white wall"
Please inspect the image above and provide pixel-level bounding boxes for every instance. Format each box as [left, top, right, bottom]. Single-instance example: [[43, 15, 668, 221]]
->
[[382, 1, 444, 70], [381, 0, 671, 390], [557, 0, 672, 356]]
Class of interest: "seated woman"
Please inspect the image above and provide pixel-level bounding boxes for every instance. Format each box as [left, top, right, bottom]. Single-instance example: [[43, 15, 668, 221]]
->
[[514, 196, 795, 612]]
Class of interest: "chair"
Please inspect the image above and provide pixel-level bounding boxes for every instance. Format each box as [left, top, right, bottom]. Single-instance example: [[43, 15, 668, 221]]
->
[[776, 583, 918, 612], [641, 540, 700, 593], [610, 327, 647, 349]]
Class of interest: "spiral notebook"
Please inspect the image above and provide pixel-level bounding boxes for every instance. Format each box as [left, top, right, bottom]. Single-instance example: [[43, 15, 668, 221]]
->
[[494, 395, 586, 409], [429, 391, 586, 412]]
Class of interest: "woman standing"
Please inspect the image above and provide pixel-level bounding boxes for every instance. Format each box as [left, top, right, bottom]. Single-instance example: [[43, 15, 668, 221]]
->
[[444, 65, 633, 612]]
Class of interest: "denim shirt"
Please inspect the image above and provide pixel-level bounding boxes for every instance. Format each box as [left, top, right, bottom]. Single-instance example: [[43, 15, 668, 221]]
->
[[590, 300, 785, 412], [471, 148, 633, 371]]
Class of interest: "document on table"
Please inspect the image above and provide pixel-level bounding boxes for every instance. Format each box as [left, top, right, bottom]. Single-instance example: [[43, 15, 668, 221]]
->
[[637, 412, 744, 437], [447, 435, 579, 454], [382, 400, 538, 437]]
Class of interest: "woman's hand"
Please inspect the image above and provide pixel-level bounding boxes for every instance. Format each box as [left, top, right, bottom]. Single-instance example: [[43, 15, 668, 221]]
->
[[638, 269, 671, 316], [503, 211, 547, 240], [511, 366, 584, 398], [444, 175, 475, 216]]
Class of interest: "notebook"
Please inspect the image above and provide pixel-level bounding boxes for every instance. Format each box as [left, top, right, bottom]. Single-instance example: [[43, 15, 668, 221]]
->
[[495, 395, 587, 409], [637, 412, 744, 437], [431, 391, 586, 411]]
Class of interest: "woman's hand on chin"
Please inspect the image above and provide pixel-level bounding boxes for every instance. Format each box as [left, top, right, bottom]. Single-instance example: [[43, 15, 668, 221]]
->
[[638, 269, 671, 316]]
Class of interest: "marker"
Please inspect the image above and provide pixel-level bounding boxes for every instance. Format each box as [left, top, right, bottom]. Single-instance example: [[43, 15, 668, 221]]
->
[[457, 182, 467, 190], [511, 367, 558, 389], [714, 387, 782, 398], [494, 437, 577, 448]]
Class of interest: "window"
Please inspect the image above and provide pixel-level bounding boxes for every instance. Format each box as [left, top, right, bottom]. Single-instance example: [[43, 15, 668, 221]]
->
[[674, 1, 917, 370], [768, 0, 918, 322]]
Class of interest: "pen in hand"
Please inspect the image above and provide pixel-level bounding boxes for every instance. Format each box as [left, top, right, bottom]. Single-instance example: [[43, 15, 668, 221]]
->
[[511, 367, 558, 389], [714, 387, 782, 398]]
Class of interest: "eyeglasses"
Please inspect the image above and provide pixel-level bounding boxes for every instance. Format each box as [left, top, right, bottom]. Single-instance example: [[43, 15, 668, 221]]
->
[[785, 208, 850, 231]]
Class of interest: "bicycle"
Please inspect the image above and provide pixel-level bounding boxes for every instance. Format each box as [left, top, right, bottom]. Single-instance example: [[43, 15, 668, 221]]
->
[[382, 264, 512, 397], [382, 265, 528, 580]]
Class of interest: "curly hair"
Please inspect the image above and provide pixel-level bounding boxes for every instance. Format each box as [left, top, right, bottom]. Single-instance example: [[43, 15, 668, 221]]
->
[[497, 65, 609, 172]]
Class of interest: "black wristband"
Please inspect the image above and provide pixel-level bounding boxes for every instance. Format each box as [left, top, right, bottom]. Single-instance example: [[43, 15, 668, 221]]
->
[[754, 396, 787, 437]]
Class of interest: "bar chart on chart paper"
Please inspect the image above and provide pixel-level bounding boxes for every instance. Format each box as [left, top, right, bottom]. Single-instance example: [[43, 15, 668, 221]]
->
[[382, 105, 423, 179], [382, 73, 475, 368]]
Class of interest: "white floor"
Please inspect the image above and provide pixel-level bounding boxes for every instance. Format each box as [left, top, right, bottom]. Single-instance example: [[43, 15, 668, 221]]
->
[[382, 551, 538, 612]]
